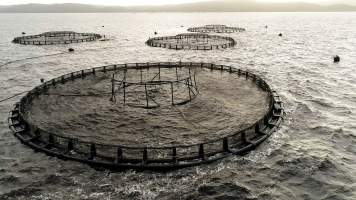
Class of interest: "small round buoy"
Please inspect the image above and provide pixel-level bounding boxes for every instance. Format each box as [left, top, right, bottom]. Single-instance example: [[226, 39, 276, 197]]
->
[[265, 25, 268, 29], [334, 55, 340, 63], [40, 78, 44, 83], [154, 32, 158, 35], [68, 48, 74, 52], [278, 33, 283, 37], [22, 32, 26, 35], [102, 26, 105, 27]]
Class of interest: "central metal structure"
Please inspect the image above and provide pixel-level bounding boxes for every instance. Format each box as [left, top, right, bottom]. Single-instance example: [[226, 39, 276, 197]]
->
[[110, 65, 199, 108]]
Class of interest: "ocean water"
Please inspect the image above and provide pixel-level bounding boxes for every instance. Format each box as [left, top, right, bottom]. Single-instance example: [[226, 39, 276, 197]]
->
[[0, 12, 355, 200]]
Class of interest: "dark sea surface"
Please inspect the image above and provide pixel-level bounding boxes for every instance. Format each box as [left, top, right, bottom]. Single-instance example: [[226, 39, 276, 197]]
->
[[0, 12, 355, 200]]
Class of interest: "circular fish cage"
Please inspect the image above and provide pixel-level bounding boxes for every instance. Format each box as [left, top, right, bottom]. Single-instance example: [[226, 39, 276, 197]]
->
[[8, 62, 284, 170], [146, 33, 236, 50], [12, 31, 102, 45], [188, 25, 246, 33]]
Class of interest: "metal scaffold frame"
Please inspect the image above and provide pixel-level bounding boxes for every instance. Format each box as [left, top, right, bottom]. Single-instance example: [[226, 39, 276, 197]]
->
[[110, 65, 199, 108]]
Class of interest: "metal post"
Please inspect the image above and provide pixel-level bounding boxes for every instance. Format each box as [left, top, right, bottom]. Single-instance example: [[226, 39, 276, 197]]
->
[[143, 147, 148, 164], [187, 79, 191, 100], [199, 144, 205, 160], [171, 82, 174, 105], [241, 131, 247, 144], [89, 144, 96, 160], [67, 139, 73, 152], [48, 134, 54, 145], [145, 84, 149, 108], [172, 147, 177, 163], [223, 138, 229, 152], [116, 147, 123, 163], [175, 66, 179, 83], [123, 82, 126, 104], [255, 123, 263, 135], [140, 67, 143, 83], [193, 72, 198, 93], [111, 74, 116, 102]]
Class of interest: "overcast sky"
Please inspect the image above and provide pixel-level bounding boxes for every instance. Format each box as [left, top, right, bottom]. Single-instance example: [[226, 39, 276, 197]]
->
[[0, 0, 353, 6]]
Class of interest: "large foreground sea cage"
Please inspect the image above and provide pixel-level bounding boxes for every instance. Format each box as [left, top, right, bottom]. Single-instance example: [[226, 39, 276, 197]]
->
[[146, 33, 236, 50], [12, 31, 102, 45], [187, 25, 246, 33], [9, 62, 285, 170]]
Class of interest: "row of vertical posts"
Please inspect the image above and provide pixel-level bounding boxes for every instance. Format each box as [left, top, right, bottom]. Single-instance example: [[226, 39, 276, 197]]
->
[[18, 36, 97, 45]]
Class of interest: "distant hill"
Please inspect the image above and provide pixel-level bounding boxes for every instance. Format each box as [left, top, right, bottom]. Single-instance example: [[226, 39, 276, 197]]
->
[[1, 0, 356, 13]]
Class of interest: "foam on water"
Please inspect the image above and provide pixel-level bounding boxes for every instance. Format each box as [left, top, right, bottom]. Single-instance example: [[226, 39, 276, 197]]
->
[[0, 12, 355, 200]]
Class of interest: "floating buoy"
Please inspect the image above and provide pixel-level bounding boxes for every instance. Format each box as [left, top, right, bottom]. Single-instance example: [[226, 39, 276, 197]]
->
[[154, 31, 158, 35], [265, 25, 268, 29], [22, 32, 26, 35], [102, 26, 105, 27], [278, 33, 283, 37], [334, 55, 340, 63], [40, 78, 44, 83], [68, 48, 75, 52]]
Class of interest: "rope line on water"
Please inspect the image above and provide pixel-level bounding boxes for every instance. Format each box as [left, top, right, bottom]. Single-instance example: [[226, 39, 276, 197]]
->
[[0, 91, 29, 103], [0, 45, 117, 70], [0, 52, 67, 69]]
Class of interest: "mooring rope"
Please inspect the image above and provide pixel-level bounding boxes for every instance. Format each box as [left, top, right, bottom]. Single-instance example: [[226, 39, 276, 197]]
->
[[0, 91, 29, 103], [0, 52, 67, 69], [0, 45, 117, 70]]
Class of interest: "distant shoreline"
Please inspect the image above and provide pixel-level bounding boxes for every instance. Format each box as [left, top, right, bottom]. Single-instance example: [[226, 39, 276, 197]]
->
[[1, 2, 356, 13], [1, 11, 356, 14]]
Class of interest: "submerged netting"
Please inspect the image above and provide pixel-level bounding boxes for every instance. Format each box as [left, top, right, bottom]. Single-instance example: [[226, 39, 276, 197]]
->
[[146, 33, 236, 50], [12, 31, 102, 45], [8, 62, 284, 170], [188, 25, 246, 33]]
